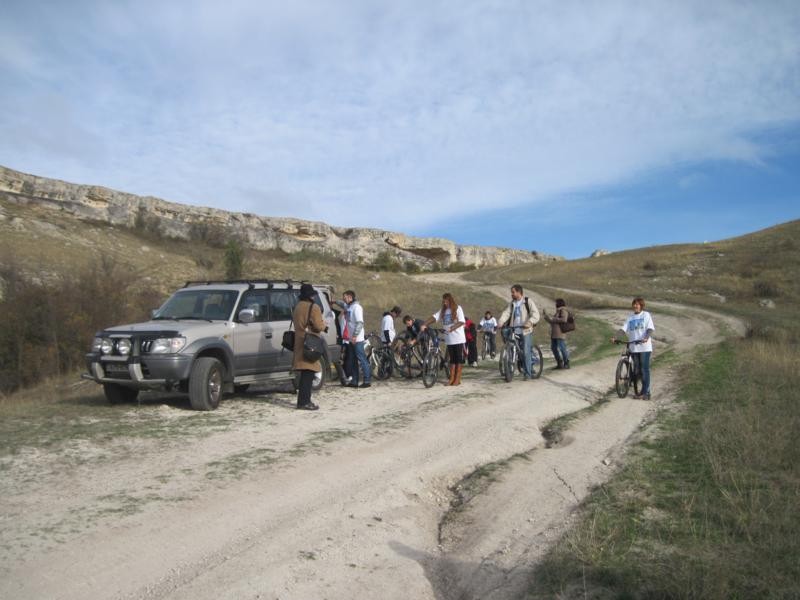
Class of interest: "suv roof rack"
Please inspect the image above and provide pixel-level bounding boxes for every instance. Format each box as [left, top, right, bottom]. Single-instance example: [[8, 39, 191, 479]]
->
[[182, 279, 303, 289]]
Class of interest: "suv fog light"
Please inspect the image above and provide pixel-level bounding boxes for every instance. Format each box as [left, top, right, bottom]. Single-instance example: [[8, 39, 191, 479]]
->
[[117, 338, 132, 355], [100, 338, 114, 355]]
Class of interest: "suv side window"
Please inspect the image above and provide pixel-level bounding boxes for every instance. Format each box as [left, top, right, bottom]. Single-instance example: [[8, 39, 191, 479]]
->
[[238, 290, 268, 322], [269, 290, 298, 321]]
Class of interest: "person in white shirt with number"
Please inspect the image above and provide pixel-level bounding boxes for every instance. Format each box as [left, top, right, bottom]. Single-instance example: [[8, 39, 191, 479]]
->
[[479, 311, 498, 358], [612, 297, 655, 400], [422, 292, 466, 386]]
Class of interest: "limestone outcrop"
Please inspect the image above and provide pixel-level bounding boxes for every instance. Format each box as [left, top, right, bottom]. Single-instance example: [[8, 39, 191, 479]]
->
[[0, 165, 559, 268]]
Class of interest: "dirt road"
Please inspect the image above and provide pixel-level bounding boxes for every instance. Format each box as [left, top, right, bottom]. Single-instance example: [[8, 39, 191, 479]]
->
[[0, 279, 742, 600]]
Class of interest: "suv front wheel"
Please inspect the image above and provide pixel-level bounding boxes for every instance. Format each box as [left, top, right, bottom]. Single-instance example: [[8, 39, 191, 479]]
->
[[189, 357, 225, 410]]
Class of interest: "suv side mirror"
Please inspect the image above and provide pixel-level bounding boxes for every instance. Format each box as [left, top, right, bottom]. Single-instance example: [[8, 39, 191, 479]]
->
[[150, 309, 159, 319], [238, 308, 256, 323]]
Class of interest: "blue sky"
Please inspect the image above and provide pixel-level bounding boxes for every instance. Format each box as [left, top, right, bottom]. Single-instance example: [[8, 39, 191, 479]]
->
[[1, 0, 798, 259]]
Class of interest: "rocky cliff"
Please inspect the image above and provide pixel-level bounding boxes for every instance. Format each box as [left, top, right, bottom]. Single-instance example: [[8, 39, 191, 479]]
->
[[0, 165, 558, 268]]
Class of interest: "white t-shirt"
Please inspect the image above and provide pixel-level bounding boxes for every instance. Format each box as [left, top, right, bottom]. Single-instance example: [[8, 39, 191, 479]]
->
[[432, 305, 466, 345], [621, 310, 655, 353], [381, 313, 396, 342], [348, 302, 365, 343], [479, 317, 497, 332]]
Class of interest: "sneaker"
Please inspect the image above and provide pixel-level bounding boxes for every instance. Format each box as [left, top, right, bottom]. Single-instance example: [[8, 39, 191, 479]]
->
[[643, 393, 651, 400], [360, 382, 371, 388], [633, 393, 643, 399], [297, 402, 319, 411]]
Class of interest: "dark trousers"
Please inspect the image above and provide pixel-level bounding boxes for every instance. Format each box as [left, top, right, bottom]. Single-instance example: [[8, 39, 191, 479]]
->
[[467, 340, 478, 364], [341, 344, 353, 380], [296, 370, 315, 407]]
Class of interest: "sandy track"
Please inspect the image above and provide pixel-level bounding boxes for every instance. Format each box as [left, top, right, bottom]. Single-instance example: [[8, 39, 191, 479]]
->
[[0, 278, 740, 600]]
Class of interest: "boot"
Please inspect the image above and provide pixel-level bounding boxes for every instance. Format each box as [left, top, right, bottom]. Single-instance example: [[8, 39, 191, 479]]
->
[[453, 364, 463, 386], [447, 366, 456, 386], [564, 359, 570, 369], [555, 359, 564, 370]]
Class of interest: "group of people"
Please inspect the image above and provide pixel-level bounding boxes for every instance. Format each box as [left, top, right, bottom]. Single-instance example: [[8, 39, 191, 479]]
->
[[292, 282, 655, 410]]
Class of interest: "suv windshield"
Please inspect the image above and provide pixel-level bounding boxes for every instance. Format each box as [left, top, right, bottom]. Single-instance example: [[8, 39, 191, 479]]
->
[[154, 290, 239, 321]]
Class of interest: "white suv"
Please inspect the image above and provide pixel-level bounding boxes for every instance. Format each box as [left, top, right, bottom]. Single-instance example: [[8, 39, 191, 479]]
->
[[83, 280, 341, 410]]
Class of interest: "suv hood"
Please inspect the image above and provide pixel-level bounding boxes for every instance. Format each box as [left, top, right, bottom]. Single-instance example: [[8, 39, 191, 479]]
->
[[102, 320, 228, 336]]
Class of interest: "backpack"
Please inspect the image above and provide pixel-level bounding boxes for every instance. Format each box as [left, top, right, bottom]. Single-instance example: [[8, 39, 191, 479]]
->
[[560, 310, 576, 333]]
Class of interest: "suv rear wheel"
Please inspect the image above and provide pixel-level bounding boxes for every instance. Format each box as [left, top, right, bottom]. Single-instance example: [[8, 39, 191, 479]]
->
[[189, 357, 225, 410], [103, 383, 139, 404]]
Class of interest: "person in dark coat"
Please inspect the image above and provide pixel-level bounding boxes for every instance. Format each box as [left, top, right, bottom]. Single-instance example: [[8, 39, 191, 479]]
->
[[292, 283, 326, 410]]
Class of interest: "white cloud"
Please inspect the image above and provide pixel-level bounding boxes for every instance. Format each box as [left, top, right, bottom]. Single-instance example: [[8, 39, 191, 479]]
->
[[0, 0, 798, 231]]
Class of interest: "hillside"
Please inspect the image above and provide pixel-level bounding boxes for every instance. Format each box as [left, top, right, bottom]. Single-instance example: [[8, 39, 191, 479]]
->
[[0, 164, 558, 270], [466, 219, 800, 336]]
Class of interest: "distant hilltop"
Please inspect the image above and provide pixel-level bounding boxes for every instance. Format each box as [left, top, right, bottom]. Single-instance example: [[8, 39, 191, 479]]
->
[[0, 165, 560, 269]]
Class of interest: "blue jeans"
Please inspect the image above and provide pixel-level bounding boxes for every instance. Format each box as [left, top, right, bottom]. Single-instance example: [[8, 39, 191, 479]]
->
[[632, 352, 651, 395], [521, 331, 533, 378], [348, 341, 371, 385], [550, 338, 569, 365]]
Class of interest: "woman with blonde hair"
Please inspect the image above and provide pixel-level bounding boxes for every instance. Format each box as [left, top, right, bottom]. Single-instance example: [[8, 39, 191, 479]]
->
[[423, 292, 466, 385]]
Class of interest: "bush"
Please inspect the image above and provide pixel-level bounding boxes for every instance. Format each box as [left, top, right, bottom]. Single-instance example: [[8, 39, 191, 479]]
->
[[753, 280, 780, 297], [370, 251, 401, 272], [224, 240, 245, 279], [188, 221, 228, 248], [0, 258, 160, 395], [133, 206, 164, 240]]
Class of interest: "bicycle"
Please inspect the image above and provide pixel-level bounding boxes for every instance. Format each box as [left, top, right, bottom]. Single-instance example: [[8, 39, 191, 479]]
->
[[419, 328, 448, 388], [481, 330, 496, 360], [394, 335, 424, 379], [613, 339, 644, 398], [498, 327, 544, 382], [366, 331, 394, 381]]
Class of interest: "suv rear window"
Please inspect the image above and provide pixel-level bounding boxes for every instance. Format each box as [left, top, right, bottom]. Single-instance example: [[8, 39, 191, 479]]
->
[[269, 290, 298, 321]]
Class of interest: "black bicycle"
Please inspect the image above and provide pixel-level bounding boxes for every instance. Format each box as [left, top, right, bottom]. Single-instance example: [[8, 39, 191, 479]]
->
[[394, 335, 424, 379], [498, 327, 543, 382], [481, 330, 495, 360], [419, 328, 449, 388], [613, 339, 644, 398]]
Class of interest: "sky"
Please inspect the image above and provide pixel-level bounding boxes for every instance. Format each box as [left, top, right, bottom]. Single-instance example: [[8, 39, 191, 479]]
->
[[1, 0, 799, 259]]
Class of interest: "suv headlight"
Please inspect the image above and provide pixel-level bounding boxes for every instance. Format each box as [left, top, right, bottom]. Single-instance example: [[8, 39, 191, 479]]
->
[[117, 338, 132, 355], [100, 338, 114, 355], [150, 337, 187, 354]]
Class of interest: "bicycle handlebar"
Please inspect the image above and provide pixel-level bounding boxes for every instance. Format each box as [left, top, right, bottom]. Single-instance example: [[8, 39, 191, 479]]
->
[[613, 338, 646, 345]]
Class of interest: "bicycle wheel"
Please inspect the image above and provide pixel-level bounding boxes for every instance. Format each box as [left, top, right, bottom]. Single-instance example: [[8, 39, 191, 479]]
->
[[530, 345, 544, 379], [503, 346, 515, 382], [632, 364, 642, 396], [615, 359, 631, 398], [422, 352, 440, 388], [498, 347, 507, 377], [375, 350, 393, 380]]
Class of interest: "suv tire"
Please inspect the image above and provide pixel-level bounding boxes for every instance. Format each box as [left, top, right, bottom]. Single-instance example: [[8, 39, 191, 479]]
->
[[103, 383, 139, 404], [189, 357, 225, 411]]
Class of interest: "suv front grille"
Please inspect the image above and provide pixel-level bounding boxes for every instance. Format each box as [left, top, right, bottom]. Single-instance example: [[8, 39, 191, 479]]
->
[[141, 340, 153, 353]]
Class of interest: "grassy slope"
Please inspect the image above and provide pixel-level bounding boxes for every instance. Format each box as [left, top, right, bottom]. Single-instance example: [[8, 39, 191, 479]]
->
[[473, 223, 800, 598]]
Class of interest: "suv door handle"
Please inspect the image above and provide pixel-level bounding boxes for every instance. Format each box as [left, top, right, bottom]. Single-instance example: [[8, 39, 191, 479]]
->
[[264, 332, 273, 338]]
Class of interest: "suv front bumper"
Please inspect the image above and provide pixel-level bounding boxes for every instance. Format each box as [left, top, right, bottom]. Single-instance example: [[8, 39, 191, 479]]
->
[[83, 353, 193, 389]]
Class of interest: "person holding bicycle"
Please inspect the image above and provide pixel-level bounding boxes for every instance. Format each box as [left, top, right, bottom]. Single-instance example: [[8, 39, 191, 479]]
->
[[497, 284, 540, 380], [479, 311, 498, 358], [612, 297, 655, 400], [543, 298, 570, 369], [402, 315, 425, 345], [422, 292, 466, 386]]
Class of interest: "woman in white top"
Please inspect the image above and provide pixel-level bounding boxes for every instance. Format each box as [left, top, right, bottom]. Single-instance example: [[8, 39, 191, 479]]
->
[[423, 292, 466, 385], [612, 297, 655, 399]]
